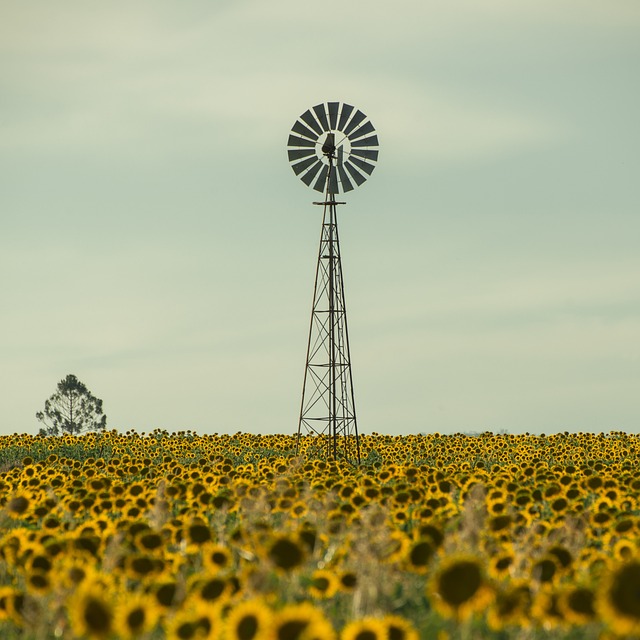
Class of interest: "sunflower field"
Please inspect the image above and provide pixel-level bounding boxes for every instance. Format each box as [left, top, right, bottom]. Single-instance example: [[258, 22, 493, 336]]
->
[[0, 430, 639, 639]]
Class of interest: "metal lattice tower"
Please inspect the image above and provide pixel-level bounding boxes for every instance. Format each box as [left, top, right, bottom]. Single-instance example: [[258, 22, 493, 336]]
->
[[286, 102, 379, 463]]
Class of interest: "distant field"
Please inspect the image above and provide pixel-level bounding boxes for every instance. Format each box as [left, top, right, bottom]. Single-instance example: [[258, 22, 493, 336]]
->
[[0, 430, 638, 639]]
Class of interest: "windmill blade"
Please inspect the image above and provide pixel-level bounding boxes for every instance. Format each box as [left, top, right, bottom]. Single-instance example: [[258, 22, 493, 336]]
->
[[292, 120, 319, 141], [337, 145, 344, 165], [292, 155, 319, 175], [288, 148, 316, 162], [313, 165, 329, 192], [343, 110, 366, 136], [300, 109, 324, 136], [313, 104, 330, 132], [350, 148, 379, 162], [351, 135, 379, 148], [349, 156, 375, 175], [344, 160, 367, 186], [328, 102, 339, 130], [301, 160, 324, 187], [288, 134, 316, 148], [347, 120, 375, 141], [337, 164, 354, 192], [338, 103, 354, 131]]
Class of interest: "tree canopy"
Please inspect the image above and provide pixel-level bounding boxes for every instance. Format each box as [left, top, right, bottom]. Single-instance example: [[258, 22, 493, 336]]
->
[[36, 374, 107, 436]]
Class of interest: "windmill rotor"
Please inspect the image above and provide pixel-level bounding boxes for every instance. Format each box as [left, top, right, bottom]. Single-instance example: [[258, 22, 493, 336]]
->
[[287, 101, 379, 194]]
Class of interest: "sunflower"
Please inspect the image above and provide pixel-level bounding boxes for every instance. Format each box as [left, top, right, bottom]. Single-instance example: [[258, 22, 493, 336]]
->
[[135, 530, 164, 554], [597, 559, 640, 636], [202, 543, 233, 574], [291, 501, 308, 518], [69, 582, 114, 639], [381, 614, 419, 640], [2, 587, 27, 626], [613, 516, 636, 536], [487, 552, 514, 580], [25, 570, 51, 595], [341, 617, 387, 640], [272, 602, 336, 640], [308, 569, 340, 599], [57, 558, 93, 589], [549, 496, 569, 515], [43, 515, 62, 531], [613, 537, 636, 561], [428, 555, 493, 621], [486, 582, 532, 630], [486, 498, 507, 516], [0, 586, 14, 622], [225, 598, 273, 640], [114, 593, 159, 639]]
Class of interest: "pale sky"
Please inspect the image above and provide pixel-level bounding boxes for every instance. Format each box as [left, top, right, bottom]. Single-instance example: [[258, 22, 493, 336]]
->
[[1, 1, 639, 437]]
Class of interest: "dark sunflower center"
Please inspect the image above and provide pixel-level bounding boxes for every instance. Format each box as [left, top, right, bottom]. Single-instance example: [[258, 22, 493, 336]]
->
[[496, 591, 521, 617], [567, 588, 595, 617], [127, 608, 145, 630], [410, 541, 434, 567], [8, 496, 29, 513], [177, 621, 196, 639], [238, 614, 258, 640], [84, 598, 112, 632], [610, 563, 640, 618], [156, 583, 177, 607], [437, 561, 482, 606], [277, 620, 309, 640], [188, 524, 211, 544], [201, 579, 226, 601], [269, 539, 304, 570], [388, 625, 407, 640], [309, 575, 326, 590]]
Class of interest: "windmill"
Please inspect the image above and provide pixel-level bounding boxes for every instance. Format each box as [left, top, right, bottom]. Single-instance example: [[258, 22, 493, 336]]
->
[[287, 102, 379, 463]]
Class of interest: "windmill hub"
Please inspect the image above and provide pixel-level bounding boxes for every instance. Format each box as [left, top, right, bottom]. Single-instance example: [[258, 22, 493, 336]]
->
[[287, 102, 379, 464]]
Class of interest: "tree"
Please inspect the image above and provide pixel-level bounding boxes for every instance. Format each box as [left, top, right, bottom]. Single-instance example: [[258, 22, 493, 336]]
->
[[36, 374, 107, 436]]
